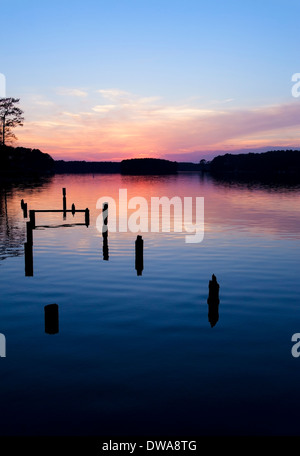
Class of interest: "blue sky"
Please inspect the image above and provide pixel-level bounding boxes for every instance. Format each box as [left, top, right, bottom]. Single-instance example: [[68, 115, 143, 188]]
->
[[1, 0, 300, 161]]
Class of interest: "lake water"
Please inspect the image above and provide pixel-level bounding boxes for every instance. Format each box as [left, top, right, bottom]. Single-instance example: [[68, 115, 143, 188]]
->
[[1, 172, 300, 436]]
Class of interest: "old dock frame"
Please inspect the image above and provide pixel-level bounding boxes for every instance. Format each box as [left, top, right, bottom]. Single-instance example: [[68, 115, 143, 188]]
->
[[23, 188, 90, 276]]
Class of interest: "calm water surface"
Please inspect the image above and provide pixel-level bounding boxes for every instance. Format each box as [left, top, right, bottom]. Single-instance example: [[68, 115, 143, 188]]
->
[[0, 173, 300, 436]]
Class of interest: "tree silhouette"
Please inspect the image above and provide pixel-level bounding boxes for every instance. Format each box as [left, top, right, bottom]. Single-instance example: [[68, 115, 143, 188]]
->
[[0, 98, 24, 146]]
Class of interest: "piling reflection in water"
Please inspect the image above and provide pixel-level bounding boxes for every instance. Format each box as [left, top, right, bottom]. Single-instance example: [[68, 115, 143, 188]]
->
[[135, 235, 144, 276], [44, 304, 59, 334], [103, 231, 109, 261], [26, 221, 33, 245], [207, 274, 220, 327], [24, 241, 33, 276]]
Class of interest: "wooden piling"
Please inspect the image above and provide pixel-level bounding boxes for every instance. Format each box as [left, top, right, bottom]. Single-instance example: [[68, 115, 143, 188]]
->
[[85, 208, 90, 227], [29, 210, 36, 229], [44, 304, 59, 334], [21, 200, 28, 218], [23, 203, 28, 218], [135, 235, 144, 276], [103, 202, 108, 226], [207, 274, 220, 328], [62, 188, 67, 215]]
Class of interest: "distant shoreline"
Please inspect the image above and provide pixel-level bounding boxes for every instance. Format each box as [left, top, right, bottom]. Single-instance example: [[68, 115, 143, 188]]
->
[[1, 145, 300, 183], [54, 158, 200, 174]]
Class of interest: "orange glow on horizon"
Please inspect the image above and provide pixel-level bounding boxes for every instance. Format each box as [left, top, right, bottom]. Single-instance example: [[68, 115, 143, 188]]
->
[[14, 94, 300, 162]]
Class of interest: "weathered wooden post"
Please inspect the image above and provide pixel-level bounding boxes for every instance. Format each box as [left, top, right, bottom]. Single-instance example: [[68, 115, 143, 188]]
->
[[135, 235, 144, 276], [26, 221, 33, 245], [71, 203, 75, 216], [23, 203, 28, 218], [44, 304, 59, 334], [85, 208, 90, 227], [102, 202, 108, 235], [62, 188, 67, 218], [24, 242, 33, 277], [21, 200, 28, 218], [29, 210, 36, 229], [103, 202, 108, 226], [207, 274, 220, 328]]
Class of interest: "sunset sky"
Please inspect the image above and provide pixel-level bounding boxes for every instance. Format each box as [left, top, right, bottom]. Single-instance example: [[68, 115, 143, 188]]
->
[[1, 0, 300, 162]]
